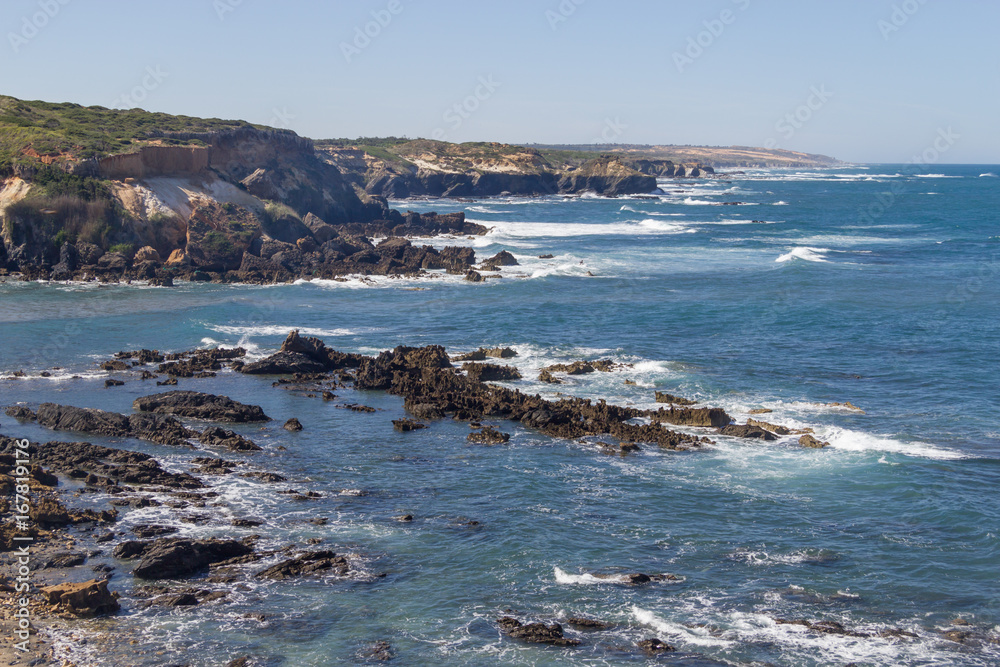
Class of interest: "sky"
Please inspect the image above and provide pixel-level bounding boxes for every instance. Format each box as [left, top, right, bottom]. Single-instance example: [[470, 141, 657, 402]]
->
[[1, 0, 997, 163]]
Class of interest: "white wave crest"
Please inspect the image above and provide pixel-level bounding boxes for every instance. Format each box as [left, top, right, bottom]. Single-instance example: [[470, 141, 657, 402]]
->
[[632, 607, 735, 648], [206, 325, 359, 337], [554, 567, 631, 585], [776, 247, 830, 263]]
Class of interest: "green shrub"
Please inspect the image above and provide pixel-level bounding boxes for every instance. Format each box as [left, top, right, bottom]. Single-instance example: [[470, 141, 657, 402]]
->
[[108, 243, 134, 257]]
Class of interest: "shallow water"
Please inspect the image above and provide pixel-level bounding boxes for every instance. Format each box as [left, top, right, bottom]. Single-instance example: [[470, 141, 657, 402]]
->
[[1, 165, 998, 665]]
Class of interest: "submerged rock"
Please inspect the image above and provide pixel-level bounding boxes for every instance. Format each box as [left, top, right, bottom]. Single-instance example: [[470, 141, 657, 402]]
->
[[637, 638, 675, 653], [497, 617, 580, 647], [565, 617, 612, 630], [392, 418, 427, 432], [467, 427, 511, 445]]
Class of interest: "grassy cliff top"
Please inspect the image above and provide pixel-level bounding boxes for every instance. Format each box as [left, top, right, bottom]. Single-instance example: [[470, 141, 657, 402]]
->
[[0, 95, 262, 169], [528, 143, 842, 168]]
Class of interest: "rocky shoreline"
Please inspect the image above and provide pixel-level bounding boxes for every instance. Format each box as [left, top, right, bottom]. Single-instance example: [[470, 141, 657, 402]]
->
[[2, 331, 981, 664]]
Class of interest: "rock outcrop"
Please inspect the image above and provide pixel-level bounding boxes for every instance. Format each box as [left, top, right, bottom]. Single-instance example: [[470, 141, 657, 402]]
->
[[118, 537, 254, 579], [133, 391, 270, 423], [34, 403, 198, 447], [40, 579, 120, 617]]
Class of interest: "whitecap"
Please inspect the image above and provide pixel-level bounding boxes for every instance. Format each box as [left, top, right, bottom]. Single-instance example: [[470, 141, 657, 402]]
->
[[632, 607, 735, 648], [776, 247, 830, 263], [980, 172, 998, 178], [206, 324, 359, 337], [822, 426, 964, 460], [554, 567, 630, 585]]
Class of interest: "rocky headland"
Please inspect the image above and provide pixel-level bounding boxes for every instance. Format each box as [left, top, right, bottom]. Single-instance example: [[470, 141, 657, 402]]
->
[[0, 95, 727, 285]]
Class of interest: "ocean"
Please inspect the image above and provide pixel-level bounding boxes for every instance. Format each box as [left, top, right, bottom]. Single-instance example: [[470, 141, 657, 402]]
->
[[1, 164, 998, 665]]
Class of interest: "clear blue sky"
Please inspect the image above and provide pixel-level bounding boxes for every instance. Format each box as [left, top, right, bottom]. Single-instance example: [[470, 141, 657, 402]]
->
[[2, 0, 997, 163]]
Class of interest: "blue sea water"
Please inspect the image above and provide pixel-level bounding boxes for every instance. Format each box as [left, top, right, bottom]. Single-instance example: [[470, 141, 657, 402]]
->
[[1, 164, 998, 665]]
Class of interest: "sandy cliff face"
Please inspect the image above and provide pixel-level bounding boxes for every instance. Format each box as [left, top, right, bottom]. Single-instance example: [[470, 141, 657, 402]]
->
[[97, 146, 211, 180], [1, 126, 393, 264]]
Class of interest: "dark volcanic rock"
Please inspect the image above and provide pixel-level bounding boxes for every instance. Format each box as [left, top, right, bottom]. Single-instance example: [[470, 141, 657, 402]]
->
[[255, 550, 349, 579], [497, 617, 580, 647], [5, 405, 37, 421], [240, 351, 329, 375], [565, 617, 612, 630], [480, 250, 519, 270], [283, 418, 303, 431], [799, 434, 831, 448], [268, 332, 715, 451], [467, 426, 511, 445], [719, 424, 777, 440], [358, 640, 395, 662], [35, 403, 198, 447], [654, 392, 696, 406], [462, 362, 522, 382], [133, 391, 271, 423], [198, 426, 262, 452], [128, 538, 254, 579], [392, 418, 427, 432], [1, 437, 203, 489], [654, 406, 732, 428], [638, 638, 676, 653], [453, 347, 517, 361]]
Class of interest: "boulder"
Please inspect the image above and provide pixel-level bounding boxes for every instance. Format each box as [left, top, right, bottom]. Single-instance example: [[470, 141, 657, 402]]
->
[[98, 252, 130, 271], [799, 434, 830, 448], [283, 418, 303, 431], [134, 246, 162, 263], [165, 249, 191, 266], [480, 250, 519, 270], [302, 213, 338, 244], [133, 391, 270, 423], [40, 579, 120, 617], [76, 242, 104, 265]]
